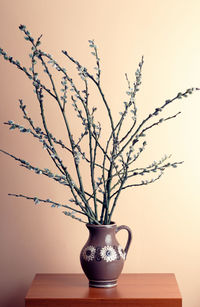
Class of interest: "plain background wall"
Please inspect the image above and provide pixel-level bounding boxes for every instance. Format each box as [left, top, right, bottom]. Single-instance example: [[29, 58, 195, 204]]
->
[[0, 1, 200, 306]]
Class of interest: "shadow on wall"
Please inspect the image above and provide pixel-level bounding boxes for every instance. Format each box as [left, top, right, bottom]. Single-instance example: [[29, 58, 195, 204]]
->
[[0, 284, 28, 307]]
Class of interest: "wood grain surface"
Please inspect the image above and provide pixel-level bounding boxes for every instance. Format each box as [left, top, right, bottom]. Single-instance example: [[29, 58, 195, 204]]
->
[[25, 273, 182, 307]]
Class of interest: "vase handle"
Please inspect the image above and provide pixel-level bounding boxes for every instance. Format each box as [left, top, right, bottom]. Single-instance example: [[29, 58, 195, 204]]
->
[[116, 225, 132, 257]]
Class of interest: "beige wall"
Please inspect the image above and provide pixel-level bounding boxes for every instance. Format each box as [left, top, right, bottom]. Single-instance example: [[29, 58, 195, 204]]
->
[[0, 0, 200, 306]]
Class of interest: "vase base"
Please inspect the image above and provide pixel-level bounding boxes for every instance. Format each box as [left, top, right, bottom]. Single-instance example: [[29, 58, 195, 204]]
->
[[89, 279, 117, 288]]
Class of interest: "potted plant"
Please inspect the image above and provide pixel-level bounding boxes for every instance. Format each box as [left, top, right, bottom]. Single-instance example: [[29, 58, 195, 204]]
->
[[0, 25, 198, 287]]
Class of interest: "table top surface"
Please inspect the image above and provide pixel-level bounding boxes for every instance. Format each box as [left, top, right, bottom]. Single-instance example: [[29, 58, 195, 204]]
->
[[25, 273, 182, 300]]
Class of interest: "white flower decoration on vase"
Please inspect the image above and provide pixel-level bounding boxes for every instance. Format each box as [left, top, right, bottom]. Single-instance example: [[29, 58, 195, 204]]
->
[[118, 245, 126, 260], [82, 245, 96, 262], [100, 246, 117, 262]]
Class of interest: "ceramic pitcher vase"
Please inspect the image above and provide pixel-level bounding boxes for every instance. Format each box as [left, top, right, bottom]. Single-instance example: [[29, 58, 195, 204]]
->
[[80, 222, 132, 288]]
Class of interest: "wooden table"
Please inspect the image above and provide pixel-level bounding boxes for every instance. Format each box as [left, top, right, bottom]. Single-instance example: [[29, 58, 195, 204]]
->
[[25, 273, 182, 307]]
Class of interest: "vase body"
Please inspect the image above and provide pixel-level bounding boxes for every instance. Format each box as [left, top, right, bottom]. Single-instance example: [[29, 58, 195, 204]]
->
[[80, 222, 132, 288]]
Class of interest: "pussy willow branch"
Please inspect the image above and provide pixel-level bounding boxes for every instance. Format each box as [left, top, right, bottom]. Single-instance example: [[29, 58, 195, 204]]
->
[[117, 57, 143, 143], [41, 54, 103, 223], [9, 193, 84, 215], [61, 48, 113, 185], [83, 79, 98, 218], [110, 171, 164, 200], [62, 49, 115, 133], [108, 158, 129, 223], [0, 148, 84, 215], [4, 122, 105, 208], [104, 86, 198, 222], [8, 193, 87, 223], [71, 77, 103, 218], [0, 46, 56, 100], [100, 57, 144, 214], [91, 40, 101, 84], [38, 53, 88, 202], [30, 37, 65, 176], [70, 94, 107, 172], [109, 109, 181, 194], [33, 52, 96, 221], [111, 156, 182, 194], [4, 121, 71, 156], [40, 49, 110, 210], [116, 87, 199, 160], [108, 144, 136, 224], [27, 32, 98, 222], [126, 160, 183, 180], [86, 74, 116, 223], [92, 126, 101, 217], [27, 34, 88, 193], [61, 47, 117, 200], [37, 48, 110, 167]]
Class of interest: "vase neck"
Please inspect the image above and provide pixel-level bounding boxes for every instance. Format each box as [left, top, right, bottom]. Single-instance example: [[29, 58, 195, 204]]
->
[[86, 223, 117, 241]]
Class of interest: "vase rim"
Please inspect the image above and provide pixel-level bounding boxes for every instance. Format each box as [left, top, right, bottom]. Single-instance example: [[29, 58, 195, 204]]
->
[[86, 221, 116, 228]]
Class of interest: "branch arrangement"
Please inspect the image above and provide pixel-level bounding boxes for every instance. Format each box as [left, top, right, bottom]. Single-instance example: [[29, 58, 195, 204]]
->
[[0, 25, 198, 224]]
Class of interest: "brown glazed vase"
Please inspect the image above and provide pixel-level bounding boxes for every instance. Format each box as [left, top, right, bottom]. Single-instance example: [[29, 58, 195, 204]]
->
[[80, 222, 132, 288]]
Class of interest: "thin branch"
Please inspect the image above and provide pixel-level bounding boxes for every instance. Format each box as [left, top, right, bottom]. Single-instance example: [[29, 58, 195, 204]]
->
[[62, 49, 116, 139], [9, 193, 83, 214], [116, 87, 199, 159], [110, 171, 164, 199], [37, 54, 96, 221], [8, 193, 87, 223]]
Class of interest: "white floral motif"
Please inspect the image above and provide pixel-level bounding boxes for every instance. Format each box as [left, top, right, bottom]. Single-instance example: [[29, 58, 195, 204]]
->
[[118, 245, 126, 260], [100, 246, 117, 262], [82, 245, 96, 261]]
